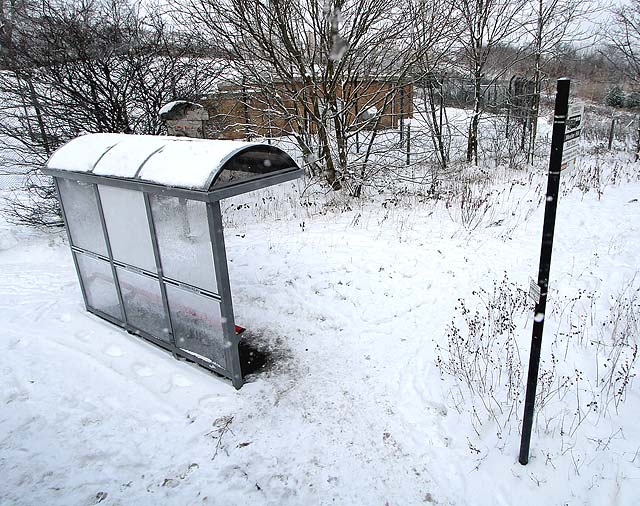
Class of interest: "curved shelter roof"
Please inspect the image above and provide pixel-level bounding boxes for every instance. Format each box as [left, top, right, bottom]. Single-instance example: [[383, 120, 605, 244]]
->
[[45, 133, 300, 193]]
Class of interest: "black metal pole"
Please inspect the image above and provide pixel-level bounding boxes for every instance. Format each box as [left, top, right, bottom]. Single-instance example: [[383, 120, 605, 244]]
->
[[518, 78, 570, 465]]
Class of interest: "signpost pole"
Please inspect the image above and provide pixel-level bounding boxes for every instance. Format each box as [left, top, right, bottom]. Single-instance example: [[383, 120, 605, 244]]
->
[[518, 78, 570, 465]]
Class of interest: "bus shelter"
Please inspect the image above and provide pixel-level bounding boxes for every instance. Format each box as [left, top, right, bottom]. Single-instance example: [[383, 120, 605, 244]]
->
[[43, 133, 303, 389]]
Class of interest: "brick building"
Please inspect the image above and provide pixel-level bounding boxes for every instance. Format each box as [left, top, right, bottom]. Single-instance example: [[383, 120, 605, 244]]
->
[[202, 78, 413, 140]]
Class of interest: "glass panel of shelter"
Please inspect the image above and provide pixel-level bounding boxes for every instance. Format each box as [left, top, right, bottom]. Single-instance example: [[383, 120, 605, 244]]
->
[[75, 252, 122, 320], [57, 176, 232, 376], [115, 266, 171, 342], [98, 185, 157, 273], [165, 283, 227, 368], [57, 178, 109, 256], [149, 195, 217, 293], [150, 195, 228, 368]]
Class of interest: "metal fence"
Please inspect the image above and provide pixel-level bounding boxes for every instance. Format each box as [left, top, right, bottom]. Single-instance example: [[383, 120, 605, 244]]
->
[[416, 75, 537, 114]]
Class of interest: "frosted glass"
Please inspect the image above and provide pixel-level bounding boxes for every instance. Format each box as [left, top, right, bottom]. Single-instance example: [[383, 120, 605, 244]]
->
[[116, 267, 170, 341], [57, 178, 107, 255], [166, 284, 226, 368], [98, 185, 156, 272], [76, 253, 121, 320], [150, 195, 217, 291]]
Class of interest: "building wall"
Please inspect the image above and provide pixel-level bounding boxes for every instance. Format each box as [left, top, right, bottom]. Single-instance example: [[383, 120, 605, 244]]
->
[[202, 81, 413, 141]]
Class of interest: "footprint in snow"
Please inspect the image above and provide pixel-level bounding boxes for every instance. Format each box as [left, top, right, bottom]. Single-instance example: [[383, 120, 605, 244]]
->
[[5, 388, 29, 404], [59, 313, 72, 323], [133, 364, 154, 377], [152, 412, 172, 423], [75, 331, 91, 343], [6, 338, 22, 350], [198, 394, 228, 408], [161, 478, 179, 488], [172, 374, 192, 387], [105, 346, 123, 357]]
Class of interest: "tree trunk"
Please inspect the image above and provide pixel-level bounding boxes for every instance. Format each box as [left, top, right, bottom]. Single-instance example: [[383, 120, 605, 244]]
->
[[527, 0, 544, 165], [331, 95, 348, 189], [426, 76, 448, 171], [318, 123, 341, 190], [467, 70, 481, 165]]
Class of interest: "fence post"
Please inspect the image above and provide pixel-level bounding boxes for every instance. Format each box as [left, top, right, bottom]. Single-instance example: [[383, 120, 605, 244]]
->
[[400, 85, 405, 142], [608, 118, 616, 150], [440, 77, 444, 135], [267, 95, 272, 145], [636, 117, 640, 161], [406, 123, 411, 166], [355, 87, 360, 153], [506, 75, 516, 139]]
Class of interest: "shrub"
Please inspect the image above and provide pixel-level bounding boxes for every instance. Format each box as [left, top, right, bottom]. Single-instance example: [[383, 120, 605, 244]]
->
[[605, 85, 625, 108]]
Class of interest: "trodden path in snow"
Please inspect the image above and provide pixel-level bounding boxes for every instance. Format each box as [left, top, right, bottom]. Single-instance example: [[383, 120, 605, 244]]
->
[[1, 220, 460, 505]]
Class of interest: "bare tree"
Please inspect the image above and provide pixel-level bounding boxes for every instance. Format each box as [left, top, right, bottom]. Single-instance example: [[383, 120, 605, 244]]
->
[[0, 0, 221, 226], [607, 0, 640, 83], [454, 0, 527, 165], [606, 1, 640, 159], [411, 0, 460, 190], [522, 0, 595, 164], [175, 0, 454, 194]]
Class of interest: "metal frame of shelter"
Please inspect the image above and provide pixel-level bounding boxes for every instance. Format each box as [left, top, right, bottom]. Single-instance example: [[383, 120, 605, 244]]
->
[[43, 134, 303, 389]]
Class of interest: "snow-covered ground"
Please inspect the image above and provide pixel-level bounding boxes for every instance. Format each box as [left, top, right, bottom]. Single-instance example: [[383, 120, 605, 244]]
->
[[2, 145, 640, 506]]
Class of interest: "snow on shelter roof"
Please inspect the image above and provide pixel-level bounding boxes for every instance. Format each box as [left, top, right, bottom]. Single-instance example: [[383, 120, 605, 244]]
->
[[45, 133, 299, 191]]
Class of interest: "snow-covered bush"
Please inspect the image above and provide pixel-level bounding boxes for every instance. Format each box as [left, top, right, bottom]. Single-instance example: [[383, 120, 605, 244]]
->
[[445, 176, 494, 231]]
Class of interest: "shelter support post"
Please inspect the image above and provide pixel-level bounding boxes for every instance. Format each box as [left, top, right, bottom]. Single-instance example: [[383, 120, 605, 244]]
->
[[207, 201, 244, 389]]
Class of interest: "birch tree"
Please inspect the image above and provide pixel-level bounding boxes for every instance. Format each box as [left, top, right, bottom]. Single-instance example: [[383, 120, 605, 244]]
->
[[522, 0, 594, 164], [454, 0, 527, 165]]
